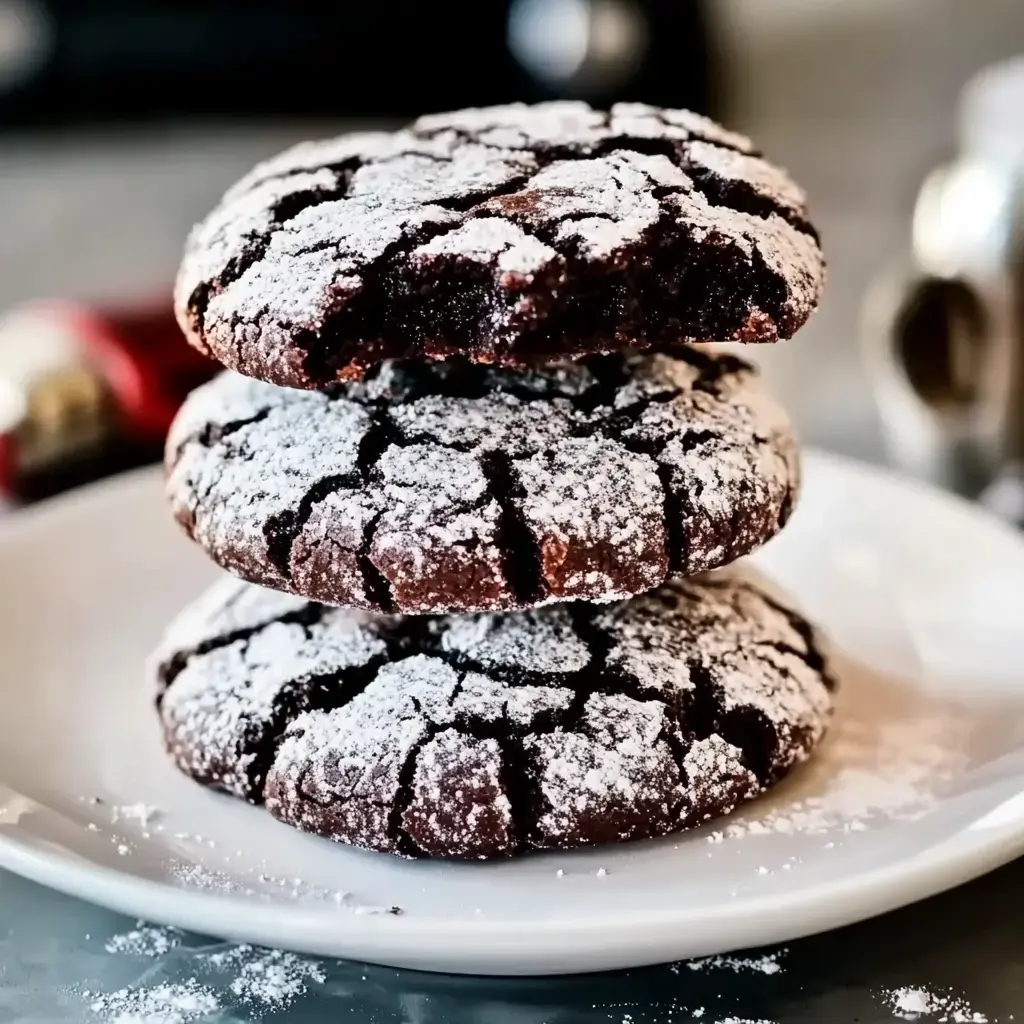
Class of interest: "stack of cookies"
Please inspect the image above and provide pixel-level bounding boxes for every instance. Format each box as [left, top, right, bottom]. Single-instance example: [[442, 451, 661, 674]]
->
[[151, 103, 835, 860]]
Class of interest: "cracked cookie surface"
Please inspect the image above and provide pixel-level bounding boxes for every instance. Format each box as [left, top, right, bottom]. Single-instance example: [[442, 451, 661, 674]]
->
[[174, 101, 825, 386], [166, 347, 799, 614], [152, 569, 835, 860]]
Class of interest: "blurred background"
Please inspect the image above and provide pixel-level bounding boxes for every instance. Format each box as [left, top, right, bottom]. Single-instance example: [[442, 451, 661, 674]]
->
[[1, 0, 1024, 506]]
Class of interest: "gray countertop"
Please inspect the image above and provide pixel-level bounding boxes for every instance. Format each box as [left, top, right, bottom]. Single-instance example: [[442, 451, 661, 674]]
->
[[2, 861, 1023, 1022]]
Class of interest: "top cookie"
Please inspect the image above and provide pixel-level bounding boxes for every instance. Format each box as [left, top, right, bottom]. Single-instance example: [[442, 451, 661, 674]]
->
[[175, 102, 824, 388]]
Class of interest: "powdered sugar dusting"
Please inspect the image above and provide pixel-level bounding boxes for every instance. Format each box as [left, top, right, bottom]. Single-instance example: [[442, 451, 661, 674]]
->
[[411, 216, 560, 281], [596, 575, 831, 762], [390, 389, 577, 457], [415, 99, 607, 147], [159, 608, 387, 799], [440, 605, 590, 674], [166, 377, 372, 592], [480, 150, 690, 260], [111, 803, 161, 829], [515, 434, 667, 599], [157, 568, 834, 859], [177, 100, 823, 384], [168, 348, 799, 612], [174, 168, 338, 340], [150, 577, 310, 693], [527, 692, 684, 843], [663, 187, 823, 333]]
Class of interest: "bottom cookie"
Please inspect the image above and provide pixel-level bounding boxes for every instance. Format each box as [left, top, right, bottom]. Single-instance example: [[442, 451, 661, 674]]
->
[[151, 569, 836, 860]]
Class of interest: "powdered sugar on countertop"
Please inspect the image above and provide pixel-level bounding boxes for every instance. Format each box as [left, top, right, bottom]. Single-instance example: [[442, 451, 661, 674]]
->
[[686, 951, 785, 975], [104, 923, 181, 958], [85, 980, 219, 1024], [882, 986, 992, 1022], [76, 921, 1006, 1022], [80, 926, 326, 1021]]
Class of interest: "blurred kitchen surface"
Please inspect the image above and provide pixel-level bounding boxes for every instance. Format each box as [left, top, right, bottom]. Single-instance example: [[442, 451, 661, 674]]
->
[[1, 0, 1023, 464]]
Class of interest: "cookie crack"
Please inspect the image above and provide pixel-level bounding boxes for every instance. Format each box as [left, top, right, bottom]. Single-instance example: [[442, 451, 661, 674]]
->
[[685, 156, 818, 239], [263, 410, 404, 592], [683, 659, 780, 785], [494, 734, 536, 854], [655, 462, 685, 575], [389, 725, 445, 857], [681, 660, 727, 743], [587, 389, 682, 441], [657, 721, 696, 819], [356, 410, 406, 480], [169, 407, 274, 469], [357, 510, 396, 615], [248, 657, 389, 805], [296, 218, 474, 379], [190, 179, 353, 331], [432, 173, 535, 214], [155, 603, 330, 699], [231, 156, 365, 204], [263, 473, 362, 578], [196, 407, 272, 450], [479, 451, 544, 607], [253, 656, 392, 807], [566, 603, 614, 680], [594, 132, 813, 239], [740, 587, 835, 691], [650, 108, 758, 156]]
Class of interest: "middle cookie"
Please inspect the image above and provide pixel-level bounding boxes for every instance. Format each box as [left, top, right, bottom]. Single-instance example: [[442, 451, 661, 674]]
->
[[167, 347, 798, 614]]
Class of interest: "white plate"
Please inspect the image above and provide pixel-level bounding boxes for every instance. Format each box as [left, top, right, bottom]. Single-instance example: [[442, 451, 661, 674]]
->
[[1, 451, 1024, 976]]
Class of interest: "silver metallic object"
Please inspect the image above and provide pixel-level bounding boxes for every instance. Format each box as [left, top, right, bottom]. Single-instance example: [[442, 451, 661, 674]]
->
[[864, 57, 1024, 518]]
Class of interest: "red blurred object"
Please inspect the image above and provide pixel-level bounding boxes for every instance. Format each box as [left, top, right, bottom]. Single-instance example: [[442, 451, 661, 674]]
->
[[0, 432, 13, 497], [69, 302, 214, 444], [0, 297, 215, 501]]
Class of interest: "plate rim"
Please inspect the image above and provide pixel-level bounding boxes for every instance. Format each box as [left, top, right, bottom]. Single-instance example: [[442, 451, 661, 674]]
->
[[2, 449, 1024, 974], [0, 783, 1022, 974]]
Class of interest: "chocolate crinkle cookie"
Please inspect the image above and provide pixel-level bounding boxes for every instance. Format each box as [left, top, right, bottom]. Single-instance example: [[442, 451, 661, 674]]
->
[[174, 102, 824, 386], [152, 570, 835, 860], [165, 346, 799, 615]]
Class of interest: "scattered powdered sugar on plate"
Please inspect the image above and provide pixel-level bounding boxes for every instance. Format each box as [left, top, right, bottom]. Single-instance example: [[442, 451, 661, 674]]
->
[[166, 862, 254, 896], [85, 980, 219, 1024], [164, 858, 402, 914], [111, 803, 162, 829], [713, 693, 969, 843], [882, 986, 991, 1022]]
